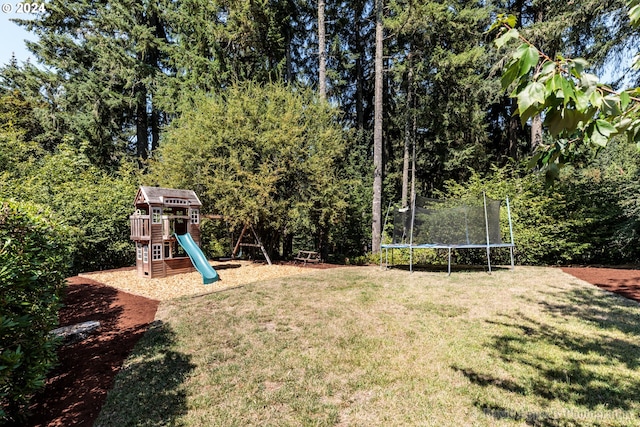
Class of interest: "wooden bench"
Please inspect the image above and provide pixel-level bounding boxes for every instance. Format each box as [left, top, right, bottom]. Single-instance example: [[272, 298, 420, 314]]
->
[[294, 250, 321, 265]]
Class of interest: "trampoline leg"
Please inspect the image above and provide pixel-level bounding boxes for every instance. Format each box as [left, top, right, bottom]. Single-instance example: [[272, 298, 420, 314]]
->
[[510, 246, 515, 271], [486, 246, 492, 275], [448, 248, 452, 276], [410, 247, 413, 273]]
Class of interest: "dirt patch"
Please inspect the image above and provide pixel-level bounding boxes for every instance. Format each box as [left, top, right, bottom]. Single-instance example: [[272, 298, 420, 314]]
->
[[561, 266, 640, 303], [26, 276, 159, 427]]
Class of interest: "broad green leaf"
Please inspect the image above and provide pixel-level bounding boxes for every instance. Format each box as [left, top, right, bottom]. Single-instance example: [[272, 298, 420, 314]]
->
[[519, 104, 540, 126], [574, 90, 590, 111], [517, 81, 545, 114], [602, 95, 622, 116], [488, 13, 518, 32], [617, 117, 633, 132], [518, 45, 540, 77], [527, 151, 543, 169], [571, 58, 589, 75], [545, 108, 564, 137], [620, 91, 631, 110], [539, 61, 556, 77], [630, 4, 640, 26], [587, 119, 617, 148], [549, 73, 565, 97], [580, 73, 599, 95], [564, 109, 582, 134], [596, 119, 617, 137], [561, 78, 576, 106], [586, 122, 607, 147], [589, 90, 603, 109], [501, 60, 520, 90], [495, 28, 519, 49]]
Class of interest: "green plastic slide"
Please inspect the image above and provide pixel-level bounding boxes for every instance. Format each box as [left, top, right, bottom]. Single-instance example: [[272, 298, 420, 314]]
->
[[175, 232, 219, 284]]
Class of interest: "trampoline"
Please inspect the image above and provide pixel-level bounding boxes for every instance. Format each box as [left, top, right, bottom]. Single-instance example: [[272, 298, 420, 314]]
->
[[380, 193, 515, 274]]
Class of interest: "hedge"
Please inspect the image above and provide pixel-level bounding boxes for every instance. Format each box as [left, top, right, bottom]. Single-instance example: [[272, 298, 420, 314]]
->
[[0, 199, 72, 424]]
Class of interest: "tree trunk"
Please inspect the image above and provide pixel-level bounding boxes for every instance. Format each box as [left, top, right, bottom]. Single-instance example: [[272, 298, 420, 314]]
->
[[135, 84, 148, 160], [401, 52, 413, 209], [372, 0, 383, 253], [151, 107, 160, 152], [507, 97, 519, 159], [283, 231, 293, 259], [531, 114, 543, 153], [318, 0, 327, 99]]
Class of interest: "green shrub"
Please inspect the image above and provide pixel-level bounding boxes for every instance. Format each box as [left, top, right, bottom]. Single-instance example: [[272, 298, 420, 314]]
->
[[199, 218, 231, 259], [1, 144, 138, 274], [0, 199, 72, 423], [150, 82, 349, 260]]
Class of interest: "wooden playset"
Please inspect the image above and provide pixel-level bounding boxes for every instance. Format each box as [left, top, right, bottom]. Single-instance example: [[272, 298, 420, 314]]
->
[[129, 186, 203, 279]]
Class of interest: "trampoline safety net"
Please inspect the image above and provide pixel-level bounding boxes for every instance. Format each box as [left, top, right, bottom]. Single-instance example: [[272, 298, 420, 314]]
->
[[390, 197, 504, 246], [382, 194, 515, 274]]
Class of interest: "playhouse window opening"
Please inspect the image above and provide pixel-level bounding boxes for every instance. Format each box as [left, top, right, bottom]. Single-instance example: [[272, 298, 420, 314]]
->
[[191, 209, 199, 224], [143, 245, 149, 262], [152, 244, 162, 260], [136, 243, 142, 260], [152, 207, 162, 224], [165, 198, 188, 205]]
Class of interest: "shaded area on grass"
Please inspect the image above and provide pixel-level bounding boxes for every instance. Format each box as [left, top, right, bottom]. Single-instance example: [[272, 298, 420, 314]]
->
[[459, 285, 640, 426], [93, 321, 195, 427], [26, 276, 159, 427]]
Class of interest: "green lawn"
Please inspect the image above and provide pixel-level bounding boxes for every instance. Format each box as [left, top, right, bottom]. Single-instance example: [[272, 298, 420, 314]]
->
[[95, 266, 640, 426]]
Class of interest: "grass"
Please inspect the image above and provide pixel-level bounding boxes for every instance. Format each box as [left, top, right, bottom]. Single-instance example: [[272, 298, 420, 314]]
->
[[94, 266, 640, 426]]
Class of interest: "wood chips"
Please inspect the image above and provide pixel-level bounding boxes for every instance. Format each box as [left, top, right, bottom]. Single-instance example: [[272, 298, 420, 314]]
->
[[78, 261, 314, 301]]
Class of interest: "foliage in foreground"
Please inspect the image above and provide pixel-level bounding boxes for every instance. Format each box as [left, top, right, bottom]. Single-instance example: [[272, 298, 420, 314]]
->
[[490, 2, 640, 179], [95, 267, 640, 426], [0, 199, 72, 424]]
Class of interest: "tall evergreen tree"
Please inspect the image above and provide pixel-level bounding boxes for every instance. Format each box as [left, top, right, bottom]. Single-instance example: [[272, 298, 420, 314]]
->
[[15, 0, 171, 164]]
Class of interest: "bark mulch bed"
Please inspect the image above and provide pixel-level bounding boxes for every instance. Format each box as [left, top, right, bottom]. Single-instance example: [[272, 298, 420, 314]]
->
[[24, 265, 640, 426], [26, 275, 159, 427], [561, 266, 640, 302]]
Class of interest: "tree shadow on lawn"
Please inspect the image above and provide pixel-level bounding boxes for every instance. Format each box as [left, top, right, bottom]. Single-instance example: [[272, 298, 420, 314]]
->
[[93, 320, 196, 427], [454, 287, 640, 426]]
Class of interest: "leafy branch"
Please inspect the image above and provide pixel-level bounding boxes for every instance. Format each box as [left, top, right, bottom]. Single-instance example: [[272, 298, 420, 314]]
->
[[489, 5, 640, 177]]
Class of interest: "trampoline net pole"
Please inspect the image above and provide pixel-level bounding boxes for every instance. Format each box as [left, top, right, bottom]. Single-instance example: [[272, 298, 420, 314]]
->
[[409, 192, 416, 273], [506, 196, 515, 270], [483, 192, 492, 274]]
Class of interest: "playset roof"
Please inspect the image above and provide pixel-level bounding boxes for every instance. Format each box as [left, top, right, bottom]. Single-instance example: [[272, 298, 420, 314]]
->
[[135, 186, 202, 207]]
